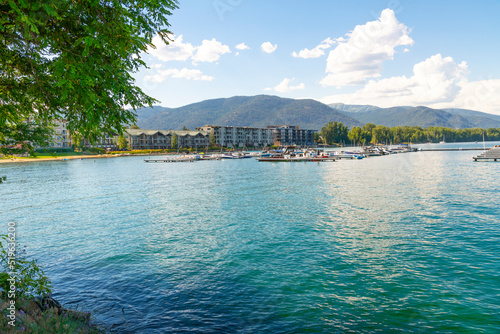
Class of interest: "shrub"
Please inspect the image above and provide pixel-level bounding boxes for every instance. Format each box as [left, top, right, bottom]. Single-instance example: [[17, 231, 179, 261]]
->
[[0, 234, 52, 300], [35, 148, 74, 154], [83, 147, 105, 154]]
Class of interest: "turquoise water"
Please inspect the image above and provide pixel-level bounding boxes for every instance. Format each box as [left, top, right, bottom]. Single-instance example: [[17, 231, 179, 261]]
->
[[2, 143, 500, 333]]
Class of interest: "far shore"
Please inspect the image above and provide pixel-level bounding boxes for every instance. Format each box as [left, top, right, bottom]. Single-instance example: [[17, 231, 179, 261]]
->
[[0, 152, 169, 164], [0, 148, 269, 164]]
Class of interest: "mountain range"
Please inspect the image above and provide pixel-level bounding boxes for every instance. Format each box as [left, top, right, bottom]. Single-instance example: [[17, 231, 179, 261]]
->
[[330, 103, 500, 129], [134, 95, 500, 130]]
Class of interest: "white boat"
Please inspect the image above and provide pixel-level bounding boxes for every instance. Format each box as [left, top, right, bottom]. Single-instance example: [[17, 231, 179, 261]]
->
[[221, 151, 252, 159], [198, 154, 221, 160], [257, 147, 335, 162], [330, 151, 365, 159], [144, 155, 197, 163]]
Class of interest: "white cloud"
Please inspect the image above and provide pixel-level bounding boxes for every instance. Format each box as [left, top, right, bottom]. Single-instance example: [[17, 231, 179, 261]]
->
[[321, 54, 469, 108], [261, 42, 278, 54], [235, 43, 250, 50], [292, 38, 336, 59], [439, 79, 500, 115], [145, 68, 214, 82], [192, 38, 231, 64], [265, 78, 305, 93], [320, 8, 414, 87], [148, 34, 195, 62], [148, 34, 231, 65], [150, 63, 164, 69]]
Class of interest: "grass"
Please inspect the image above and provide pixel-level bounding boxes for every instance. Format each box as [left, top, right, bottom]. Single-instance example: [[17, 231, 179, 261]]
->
[[0, 152, 97, 160], [32, 152, 86, 157], [0, 297, 106, 333]]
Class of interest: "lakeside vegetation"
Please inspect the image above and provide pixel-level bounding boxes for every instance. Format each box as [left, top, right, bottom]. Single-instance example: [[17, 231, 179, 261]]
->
[[0, 235, 104, 332], [320, 122, 500, 145]]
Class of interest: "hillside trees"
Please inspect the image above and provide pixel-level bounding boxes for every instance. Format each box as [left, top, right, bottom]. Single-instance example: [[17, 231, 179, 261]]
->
[[371, 125, 391, 144], [329, 122, 500, 146], [348, 124, 374, 145], [0, 0, 178, 155], [320, 121, 349, 145]]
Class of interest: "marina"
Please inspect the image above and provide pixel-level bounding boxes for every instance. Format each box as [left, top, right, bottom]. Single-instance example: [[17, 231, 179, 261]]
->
[[143, 145, 423, 164]]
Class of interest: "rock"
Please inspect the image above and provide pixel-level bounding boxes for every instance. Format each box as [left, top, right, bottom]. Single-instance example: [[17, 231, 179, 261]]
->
[[38, 295, 62, 311], [20, 299, 42, 316]]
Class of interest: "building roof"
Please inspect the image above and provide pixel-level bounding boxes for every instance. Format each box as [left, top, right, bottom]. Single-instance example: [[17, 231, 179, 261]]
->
[[125, 129, 209, 137]]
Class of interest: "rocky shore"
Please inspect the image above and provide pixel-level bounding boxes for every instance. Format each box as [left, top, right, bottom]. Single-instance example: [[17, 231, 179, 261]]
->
[[0, 295, 105, 333]]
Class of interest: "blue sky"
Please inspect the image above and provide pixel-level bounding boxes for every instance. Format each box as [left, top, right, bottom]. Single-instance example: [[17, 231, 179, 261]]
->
[[134, 0, 500, 115]]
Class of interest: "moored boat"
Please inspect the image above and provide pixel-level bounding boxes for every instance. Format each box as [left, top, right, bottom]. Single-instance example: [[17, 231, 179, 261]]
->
[[257, 146, 335, 162], [329, 151, 365, 159]]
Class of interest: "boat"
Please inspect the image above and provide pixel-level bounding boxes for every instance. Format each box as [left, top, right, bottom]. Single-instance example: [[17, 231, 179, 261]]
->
[[257, 146, 335, 162], [221, 151, 252, 159], [144, 156, 196, 163], [144, 154, 199, 163], [330, 151, 365, 159], [358, 146, 382, 156], [198, 154, 221, 160]]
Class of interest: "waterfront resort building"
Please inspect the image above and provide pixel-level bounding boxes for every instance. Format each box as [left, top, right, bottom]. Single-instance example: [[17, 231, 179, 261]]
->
[[268, 125, 316, 147], [196, 125, 273, 147], [196, 125, 317, 147], [50, 120, 72, 148], [123, 129, 210, 150], [36, 121, 316, 151]]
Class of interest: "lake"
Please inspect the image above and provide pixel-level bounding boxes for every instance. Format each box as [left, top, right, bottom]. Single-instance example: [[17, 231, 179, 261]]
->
[[2, 142, 500, 333]]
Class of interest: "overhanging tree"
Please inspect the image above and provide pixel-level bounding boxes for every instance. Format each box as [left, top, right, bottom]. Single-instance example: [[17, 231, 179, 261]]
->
[[0, 0, 178, 155]]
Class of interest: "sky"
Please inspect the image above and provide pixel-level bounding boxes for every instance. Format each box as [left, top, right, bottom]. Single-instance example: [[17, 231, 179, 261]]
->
[[133, 0, 500, 115]]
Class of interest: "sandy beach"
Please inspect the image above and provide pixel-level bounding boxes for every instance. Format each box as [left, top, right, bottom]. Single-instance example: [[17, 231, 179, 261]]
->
[[0, 154, 119, 164], [0, 152, 179, 164]]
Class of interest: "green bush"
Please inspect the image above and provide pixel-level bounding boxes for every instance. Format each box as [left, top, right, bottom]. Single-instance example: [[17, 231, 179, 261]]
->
[[0, 234, 52, 300], [108, 149, 166, 154], [83, 147, 105, 154]]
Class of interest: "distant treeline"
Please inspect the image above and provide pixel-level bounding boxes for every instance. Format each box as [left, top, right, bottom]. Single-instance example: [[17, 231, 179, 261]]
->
[[319, 122, 500, 145]]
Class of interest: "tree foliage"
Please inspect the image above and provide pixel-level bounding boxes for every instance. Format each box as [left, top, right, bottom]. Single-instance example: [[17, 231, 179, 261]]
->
[[1, 234, 52, 299], [347, 125, 500, 145], [171, 133, 178, 149], [117, 134, 128, 150], [320, 121, 500, 146], [0, 0, 178, 154], [320, 121, 349, 145], [210, 132, 217, 147]]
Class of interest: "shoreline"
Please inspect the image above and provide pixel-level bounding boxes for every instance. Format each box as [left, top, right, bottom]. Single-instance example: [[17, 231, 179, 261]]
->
[[0, 153, 167, 164], [0, 154, 117, 164]]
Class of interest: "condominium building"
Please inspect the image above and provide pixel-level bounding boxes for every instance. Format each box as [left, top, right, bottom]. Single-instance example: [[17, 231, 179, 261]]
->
[[196, 125, 274, 147], [39, 121, 316, 150], [268, 125, 316, 146], [50, 120, 72, 148], [196, 125, 317, 147], [124, 129, 210, 150]]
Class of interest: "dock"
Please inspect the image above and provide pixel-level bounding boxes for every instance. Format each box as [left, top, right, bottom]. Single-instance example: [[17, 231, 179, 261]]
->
[[421, 147, 492, 151], [257, 157, 336, 162], [473, 147, 500, 161], [144, 157, 195, 163]]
